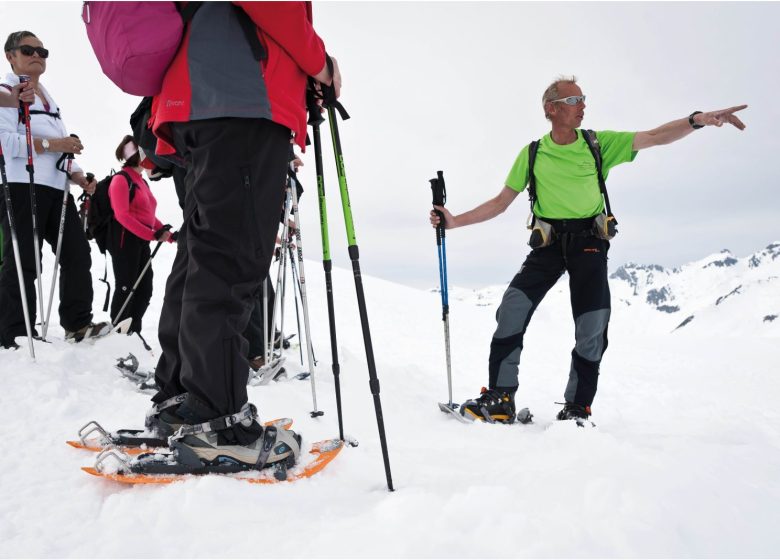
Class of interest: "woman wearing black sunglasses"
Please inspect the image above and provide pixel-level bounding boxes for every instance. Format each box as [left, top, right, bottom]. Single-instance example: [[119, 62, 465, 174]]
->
[[0, 30, 107, 348]]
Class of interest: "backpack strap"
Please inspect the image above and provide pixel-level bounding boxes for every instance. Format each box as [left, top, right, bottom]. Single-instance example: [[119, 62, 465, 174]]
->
[[580, 129, 616, 221], [179, 2, 265, 62], [527, 139, 541, 218], [233, 5, 267, 62], [115, 170, 138, 203]]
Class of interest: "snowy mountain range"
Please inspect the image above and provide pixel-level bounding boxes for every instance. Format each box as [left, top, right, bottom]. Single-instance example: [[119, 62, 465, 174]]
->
[[447, 242, 780, 338]]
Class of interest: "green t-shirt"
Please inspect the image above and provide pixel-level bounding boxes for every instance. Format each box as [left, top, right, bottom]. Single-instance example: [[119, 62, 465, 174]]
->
[[505, 129, 637, 219]]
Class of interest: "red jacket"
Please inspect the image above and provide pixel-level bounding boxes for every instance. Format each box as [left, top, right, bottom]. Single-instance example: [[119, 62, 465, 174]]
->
[[151, 2, 326, 153]]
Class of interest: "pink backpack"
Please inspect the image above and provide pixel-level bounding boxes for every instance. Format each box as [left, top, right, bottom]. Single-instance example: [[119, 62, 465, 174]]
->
[[82, 2, 199, 96]]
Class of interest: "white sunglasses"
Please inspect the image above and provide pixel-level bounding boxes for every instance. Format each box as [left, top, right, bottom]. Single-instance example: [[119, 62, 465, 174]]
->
[[550, 95, 586, 105]]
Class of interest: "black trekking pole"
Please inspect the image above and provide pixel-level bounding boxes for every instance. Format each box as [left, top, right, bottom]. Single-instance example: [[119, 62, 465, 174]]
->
[[19, 75, 46, 336], [430, 171, 456, 413], [0, 141, 35, 358], [319, 59, 394, 491], [306, 84, 345, 441], [112, 228, 170, 330], [42, 134, 80, 340]]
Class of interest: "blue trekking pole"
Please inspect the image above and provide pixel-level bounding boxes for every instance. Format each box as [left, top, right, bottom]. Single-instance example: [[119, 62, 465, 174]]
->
[[431, 171, 455, 414]]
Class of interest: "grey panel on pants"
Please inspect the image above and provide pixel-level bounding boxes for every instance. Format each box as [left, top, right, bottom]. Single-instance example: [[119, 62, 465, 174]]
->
[[574, 308, 610, 361], [497, 347, 522, 388], [564, 308, 610, 402], [493, 287, 533, 339]]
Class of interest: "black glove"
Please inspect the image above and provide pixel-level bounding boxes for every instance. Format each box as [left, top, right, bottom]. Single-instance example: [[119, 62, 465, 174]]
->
[[154, 224, 172, 240]]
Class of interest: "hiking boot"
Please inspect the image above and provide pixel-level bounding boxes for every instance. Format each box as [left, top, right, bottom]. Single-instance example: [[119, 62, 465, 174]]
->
[[152, 407, 187, 438], [171, 423, 302, 473], [248, 355, 265, 372], [65, 321, 111, 342], [460, 387, 516, 424], [1, 334, 20, 350], [556, 403, 592, 421]]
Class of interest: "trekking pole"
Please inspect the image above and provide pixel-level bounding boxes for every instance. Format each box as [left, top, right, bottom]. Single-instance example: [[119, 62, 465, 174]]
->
[[42, 135, 80, 340], [306, 83, 345, 441], [0, 142, 35, 358], [19, 75, 46, 335], [320, 60, 394, 491], [287, 243, 305, 365], [262, 278, 270, 366], [270, 186, 292, 362], [289, 246, 316, 366], [79, 172, 94, 233], [288, 165, 322, 418], [430, 171, 456, 413], [112, 233, 168, 328]]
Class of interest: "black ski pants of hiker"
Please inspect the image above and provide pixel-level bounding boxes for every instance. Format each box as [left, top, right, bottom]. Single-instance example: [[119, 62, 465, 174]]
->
[[152, 118, 289, 445], [489, 219, 611, 407], [0, 183, 94, 346], [107, 222, 153, 334]]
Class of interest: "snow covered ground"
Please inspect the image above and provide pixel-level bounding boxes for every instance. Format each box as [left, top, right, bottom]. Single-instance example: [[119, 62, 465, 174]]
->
[[1, 242, 779, 558]]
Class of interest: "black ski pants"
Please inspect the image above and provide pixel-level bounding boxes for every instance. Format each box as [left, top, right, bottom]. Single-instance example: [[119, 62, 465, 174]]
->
[[107, 222, 153, 333], [0, 183, 94, 343], [489, 224, 611, 407], [152, 118, 289, 444]]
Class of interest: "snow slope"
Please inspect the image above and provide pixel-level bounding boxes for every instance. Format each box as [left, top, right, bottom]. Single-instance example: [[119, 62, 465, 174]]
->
[[1, 243, 779, 558]]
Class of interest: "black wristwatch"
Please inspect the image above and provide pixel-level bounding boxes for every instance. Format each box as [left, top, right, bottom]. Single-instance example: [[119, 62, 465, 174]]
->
[[688, 111, 704, 130]]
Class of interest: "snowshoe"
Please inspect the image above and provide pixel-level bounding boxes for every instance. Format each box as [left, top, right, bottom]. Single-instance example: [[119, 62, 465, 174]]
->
[[65, 318, 131, 343], [248, 355, 286, 386], [459, 387, 516, 424], [83, 437, 343, 485], [91, 403, 302, 480], [115, 353, 156, 388], [556, 403, 595, 427], [69, 394, 188, 453]]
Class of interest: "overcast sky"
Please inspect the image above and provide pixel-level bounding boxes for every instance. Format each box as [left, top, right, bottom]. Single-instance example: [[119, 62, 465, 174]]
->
[[1, 1, 777, 288]]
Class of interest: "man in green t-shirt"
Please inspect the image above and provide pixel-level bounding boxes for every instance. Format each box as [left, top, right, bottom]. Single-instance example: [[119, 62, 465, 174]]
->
[[430, 75, 746, 424]]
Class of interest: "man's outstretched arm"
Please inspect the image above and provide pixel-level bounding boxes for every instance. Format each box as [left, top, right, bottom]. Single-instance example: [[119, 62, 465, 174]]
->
[[632, 104, 747, 151], [430, 186, 519, 230]]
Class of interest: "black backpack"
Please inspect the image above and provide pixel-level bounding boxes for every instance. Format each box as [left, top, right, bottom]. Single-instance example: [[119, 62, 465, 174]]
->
[[79, 170, 137, 254]]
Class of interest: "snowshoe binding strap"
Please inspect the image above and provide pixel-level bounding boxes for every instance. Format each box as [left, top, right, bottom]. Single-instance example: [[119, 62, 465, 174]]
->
[[170, 403, 258, 439], [254, 425, 279, 470], [144, 393, 188, 426]]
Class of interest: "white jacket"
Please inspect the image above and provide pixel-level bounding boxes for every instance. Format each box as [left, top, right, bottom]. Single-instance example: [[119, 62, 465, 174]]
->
[[0, 73, 82, 191]]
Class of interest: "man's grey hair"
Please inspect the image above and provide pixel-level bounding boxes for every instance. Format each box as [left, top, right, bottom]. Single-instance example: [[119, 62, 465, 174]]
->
[[542, 75, 578, 120]]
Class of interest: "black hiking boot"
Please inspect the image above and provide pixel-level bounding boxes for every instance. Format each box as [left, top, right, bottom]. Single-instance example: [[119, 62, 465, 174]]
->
[[145, 405, 187, 439], [556, 403, 594, 426], [65, 321, 111, 342], [460, 387, 516, 424]]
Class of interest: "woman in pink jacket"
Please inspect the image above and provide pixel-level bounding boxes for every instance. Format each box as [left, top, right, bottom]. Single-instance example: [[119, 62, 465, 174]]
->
[[107, 135, 172, 335]]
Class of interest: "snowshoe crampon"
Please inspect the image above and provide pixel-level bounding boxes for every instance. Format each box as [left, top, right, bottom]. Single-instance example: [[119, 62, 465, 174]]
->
[[82, 438, 343, 485]]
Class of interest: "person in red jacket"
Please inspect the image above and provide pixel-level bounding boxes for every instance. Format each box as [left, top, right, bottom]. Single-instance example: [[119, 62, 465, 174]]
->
[[107, 135, 173, 336], [144, 2, 341, 474]]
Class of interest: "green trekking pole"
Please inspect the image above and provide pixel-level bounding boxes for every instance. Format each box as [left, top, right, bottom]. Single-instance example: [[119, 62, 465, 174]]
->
[[307, 85, 345, 440], [320, 59, 394, 491]]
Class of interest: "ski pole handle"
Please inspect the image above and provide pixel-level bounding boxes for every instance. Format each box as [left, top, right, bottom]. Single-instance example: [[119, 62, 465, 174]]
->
[[430, 170, 447, 239]]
